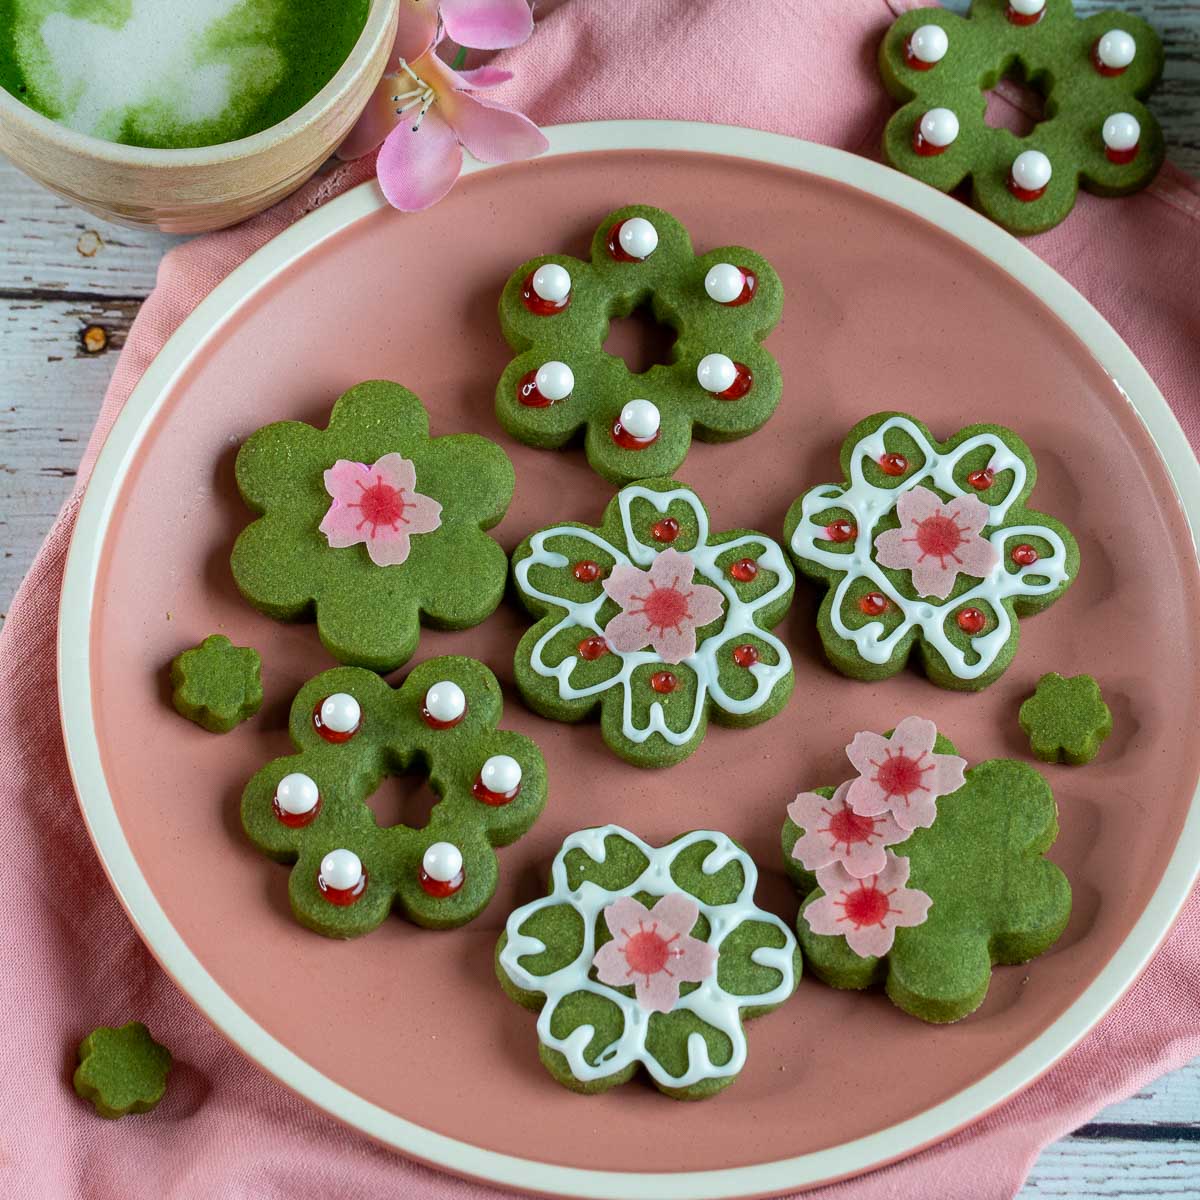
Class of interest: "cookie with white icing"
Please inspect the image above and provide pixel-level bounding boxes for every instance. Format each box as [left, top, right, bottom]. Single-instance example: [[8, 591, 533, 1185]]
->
[[496, 825, 801, 1098], [783, 412, 1079, 691], [511, 478, 796, 768]]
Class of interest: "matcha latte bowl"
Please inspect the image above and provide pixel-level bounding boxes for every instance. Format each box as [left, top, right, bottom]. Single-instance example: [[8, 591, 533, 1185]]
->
[[0, 0, 398, 234]]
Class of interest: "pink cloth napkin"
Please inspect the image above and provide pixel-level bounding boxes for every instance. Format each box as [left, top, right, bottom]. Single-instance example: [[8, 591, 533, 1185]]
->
[[3, 1, 1199, 1196]]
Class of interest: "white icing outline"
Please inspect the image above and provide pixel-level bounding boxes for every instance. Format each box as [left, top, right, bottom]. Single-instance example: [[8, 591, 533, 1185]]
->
[[788, 416, 1071, 681], [498, 825, 798, 1089], [514, 486, 793, 747]]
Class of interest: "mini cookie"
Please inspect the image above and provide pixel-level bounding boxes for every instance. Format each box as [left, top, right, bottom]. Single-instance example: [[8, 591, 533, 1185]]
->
[[496, 205, 783, 484], [784, 412, 1079, 691], [231, 381, 514, 673], [73, 1022, 171, 1119], [241, 655, 546, 938], [169, 634, 263, 732], [879, 0, 1164, 235], [496, 825, 801, 1099], [512, 478, 795, 767], [1019, 671, 1112, 764], [782, 717, 1071, 1023]]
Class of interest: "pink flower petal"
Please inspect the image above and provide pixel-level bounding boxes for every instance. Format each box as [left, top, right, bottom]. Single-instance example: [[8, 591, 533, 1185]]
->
[[844, 730, 892, 786], [671, 935, 718, 984], [652, 622, 696, 665], [364, 529, 413, 568], [393, 0, 440, 61], [323, 459, 373, 505], [889, 714, 938, 760], [443, 89, 548, 164], [601, 611, 653, 655], [453, 65, 514, 89], [376, 107, 464, 212], [318, 505, 366, 549], [944, 492, 991, 537], [790, 782, 909, 878], [336, 76, 401, 160], [440, 0, 533, 49], [648, 548, 693, 590], [403, 490, 444, 537], [602, 895, 650, 941], [907, 555, 960, 600], [805, 855, 932, 959], [895, 484, 942, 525], [954, 535, 1000, 581], [687, 580, 726, 629], [649, 892, 700, 939], [635, 970, 684, 1014], [601, 563, 647, 612], [371, 452, 417, 494], [591, 938, 631, 987]]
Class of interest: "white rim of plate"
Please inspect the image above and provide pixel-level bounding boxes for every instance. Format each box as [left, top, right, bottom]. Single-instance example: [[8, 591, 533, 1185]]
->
[[58, 121, 1200, 1200]]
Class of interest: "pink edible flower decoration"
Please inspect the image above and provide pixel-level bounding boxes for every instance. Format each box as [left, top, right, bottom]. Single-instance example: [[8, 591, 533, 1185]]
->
[[592, 895, 718, 1014], [337, 2, 546, 212], [845, 716, 967, 832], [600, 549, 725, 665], [872, 485, 999, 600], [788, 781, 909, 880], [319, 454, 442, 568], [804, 853, 933, 959]]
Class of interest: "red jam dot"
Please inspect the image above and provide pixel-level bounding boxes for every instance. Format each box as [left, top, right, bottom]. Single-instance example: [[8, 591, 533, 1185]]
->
[[729, 557, 758, 582], [912, 128, 947, 157], [651, 517, 680, 543], [1011, 543, 1039, 567], [521, 271, 570, 316], [606, 221, 637, 263], [611, 420, 659, 450], [517, 368, 553, 408], [957, 607, 987, 635], [573, 560, 602, 583], [1006, 3, 1043, 25], [1092, 37, 1128, 76], [719, 362, 754, 399], [472, 778, 518, 807], [577, 635, 609, 661], [903, 36, 937, 70], [421, 706, 465, 731], [650, 671, 678, 694], [1106, 143, 1138, 165], [732, 644, 759, 668], [419, 868, 464, 898], [318, 871, 367, 907], [272, 795, 321, 829], [825, 519, 857, 543], [967, 467, 995, 490], [879, 452, 908, 477], [312, 701, 359, 744], [859, 592, 889, 616]]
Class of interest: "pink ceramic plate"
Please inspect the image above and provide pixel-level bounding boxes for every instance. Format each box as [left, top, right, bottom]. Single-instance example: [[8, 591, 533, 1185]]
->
[[59, 123, 1200, 1199]]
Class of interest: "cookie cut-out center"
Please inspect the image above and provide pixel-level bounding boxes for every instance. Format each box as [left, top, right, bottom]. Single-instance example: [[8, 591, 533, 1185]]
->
[[983, 70, 1046, 137], [603, 304, 677, 375]]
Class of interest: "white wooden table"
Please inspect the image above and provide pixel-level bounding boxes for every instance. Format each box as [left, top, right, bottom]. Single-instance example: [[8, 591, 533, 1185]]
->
[[1, 4, 1197, 1192]]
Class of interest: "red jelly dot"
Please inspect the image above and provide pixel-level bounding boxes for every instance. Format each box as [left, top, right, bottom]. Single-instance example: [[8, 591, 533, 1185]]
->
[[903, 36, 937, 70], [717, 362, 754, 399], [650, 671, 678, 694], [912, 127, 948, 157], [1106, 143, 1139, 165], [825, 519, 857, 543], [272, 794, 321, 829], [318, 870, 367, 907], [312, 702, 358, 744], [573, 560, 602, 582], [724, 268, 757, 307], [516, 368, 554, 407], [577, 635, 609, 661], [611, 420, 659, 450], [472, 777, 520, 807], [729, 557, 758, 582], [879, 452, 908, 477], [606, 221, 638, 263], [1011, 543, 1039, 567], [967, 467, 995, 490], [651, 517, 680, 543], [732, 644, 759, 668], [421, 705, 466, 731], [420, 867, 465, 898], [1006, 3, 1043, 25], [1008, 175, 1047, 202], [859, 592, 889, 616], [957, 607, 987, 635], [521, 271, 570, 316], [1092, 38, 1127, 76]]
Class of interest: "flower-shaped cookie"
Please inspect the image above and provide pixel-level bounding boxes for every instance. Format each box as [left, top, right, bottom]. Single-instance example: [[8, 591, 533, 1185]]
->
[[231, 381, 514, 672], [1019, 671, 1113, 764], [782, 721, 1072, 1023], [879, 0, 1164, 235], [512, 479, 795, 768], [784, 412, 1079, 691], [74, 1022, 171, 1119], [241, 656, 547, 938], [495, 205, 784, 484], [497, 825, 801, 1099], [169, 634, 262, 733]]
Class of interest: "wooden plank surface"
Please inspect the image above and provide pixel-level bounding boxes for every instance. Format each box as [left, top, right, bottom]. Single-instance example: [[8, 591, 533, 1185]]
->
[[0, 3, 1197, 1193]]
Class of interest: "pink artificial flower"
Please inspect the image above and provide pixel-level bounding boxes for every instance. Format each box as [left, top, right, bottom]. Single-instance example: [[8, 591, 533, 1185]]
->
[[788, 781, 909, 879], [804, 853, 932, 959], [592, 894, 718, 1014], [337, 2, 546, 212], [873, 485, 999, 600], [845, 716, 967, 832], [601, 549, 725, 665], [319, 454, 442, 568]]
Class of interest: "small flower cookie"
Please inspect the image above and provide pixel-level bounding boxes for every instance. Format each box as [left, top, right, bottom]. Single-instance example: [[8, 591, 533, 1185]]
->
[[784, 412, 1079, 691], [496, 205, 784, 484], [74, 1022, 171, 1119], [496, 825, 801, 1099], [511, 478, 795, 768], [1019, 671, 1113, 764], [241, 656, 546, 938], [231, 381, 514, 672], [169, 634, 262, 733], [782, 718, 1072, 1023]]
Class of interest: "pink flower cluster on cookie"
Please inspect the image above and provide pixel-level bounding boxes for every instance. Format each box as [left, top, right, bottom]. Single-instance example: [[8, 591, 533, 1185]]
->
[[789, 716, 965, 958]]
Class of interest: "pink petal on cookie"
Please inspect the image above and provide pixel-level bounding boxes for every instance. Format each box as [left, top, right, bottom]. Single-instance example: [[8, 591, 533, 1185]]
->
[[601, 562, 649, 612], [895, 484, 942, 525], [652, 621, 696, 665], [945, 492, 991, 537], [672, 935, 718, 985], [602, 611, 653, 655], [363, 528, 413, 568], [649, 892, 700, 939], [591, 938, 631, 988]]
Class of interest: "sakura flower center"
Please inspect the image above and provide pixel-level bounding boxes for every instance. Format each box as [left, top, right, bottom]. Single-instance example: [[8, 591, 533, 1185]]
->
[[874, 750, 931, 804], [629, 578, 705, 640], [353, 476, 411, 537], [910, 511, 972, 566], [823, 805, 881, 849], [837, 879, 897, 930], [621, 922, 679, 979]]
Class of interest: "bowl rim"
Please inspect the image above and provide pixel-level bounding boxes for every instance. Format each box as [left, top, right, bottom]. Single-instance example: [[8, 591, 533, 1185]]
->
[[0, 0, 398, 167]]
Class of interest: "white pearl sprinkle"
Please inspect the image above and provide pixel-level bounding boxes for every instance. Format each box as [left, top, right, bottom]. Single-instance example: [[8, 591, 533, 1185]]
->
[[619, 399, 660, 439], [618, 216, 658, 260], [531, 263, 571, 303], [1009, 0, 1044, 15], [422, 841, 464, 883], [1102, 112, 1141, 152], [534, 360, 574, 401], [1011, 149, 1052, 192], [275, 773, 319, 816], [919, 107, 959, 148], [320, 848, 362, 891], [704, 262, 746, 304], [319, 693, 360, 734], [697, 353, 738, 394], [1097, 29, 1136, 69], [423, 681, 465, 724], [908, 23, 948, 64], [480, 754, 523, 795]]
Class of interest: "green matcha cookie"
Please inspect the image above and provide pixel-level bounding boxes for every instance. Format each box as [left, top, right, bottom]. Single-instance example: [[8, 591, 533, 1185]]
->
[[242, 655, 546, 938], [496, 825, 801, 1099], [879, 0, 1164, 236], [782, 717, 1071, 1023], [496, 205, 783, 484], [73, 1022, 171, 1119], [783, 412, 1079, 691], [511, 478, 795, 768], [1020, 671, 1113, 764], [231, 381, 514, 673], [169, 634, 262, 733]]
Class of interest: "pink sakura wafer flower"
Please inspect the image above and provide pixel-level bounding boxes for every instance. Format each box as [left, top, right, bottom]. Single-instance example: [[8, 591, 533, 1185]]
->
[[601, 549, 725, 664], [873, 485, 999, 600], [804, 853, 932, 959], [592, 894, 718, 1014], [845, 716, 967, 831], [319, 454, 442, 568], [788, 781, 910, 879]]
